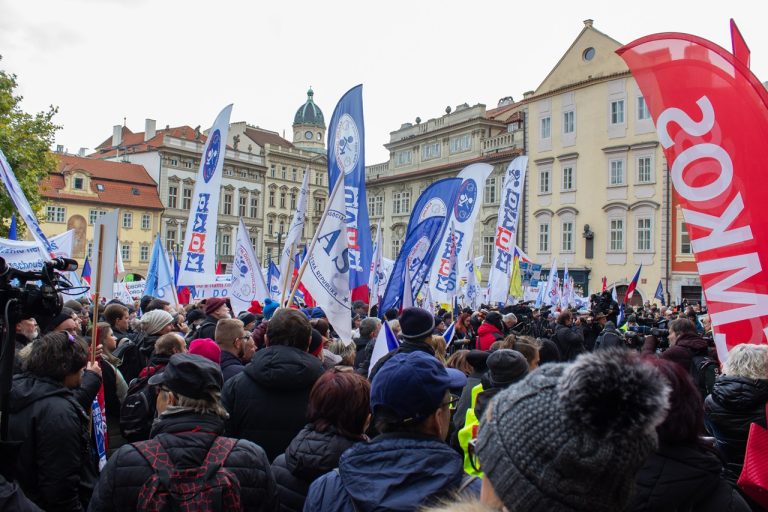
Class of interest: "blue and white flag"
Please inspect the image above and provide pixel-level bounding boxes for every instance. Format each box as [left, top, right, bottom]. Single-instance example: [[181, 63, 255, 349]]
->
[[368, 224, 383, 309], [544, 259, 559, 307], [433, 222, 459, 303], [267, 261, 281, 301], [8, 213, 17, 240], [230, 218, 269, 315], [280, 167, 310, 286], [327, 85, 372, 303], [368, 320, 400, 378], [534, 283, 546, 308], [560, 261, 572, 309], [443, 321, 456, 346], [430, 163, 494, 304], [91, 398, 107, 471], [655, 280, 666, 306], [0, 148, 54, 258], [144, 235, 178, 305], [301, 175, 352, 345], [407, 178, 462, 237], [488, 156, 528, 304], [178, 105, 233, 286], [611, 282, 618, 303], [463, 244, 481, 310], [402, 264, 414, 310]]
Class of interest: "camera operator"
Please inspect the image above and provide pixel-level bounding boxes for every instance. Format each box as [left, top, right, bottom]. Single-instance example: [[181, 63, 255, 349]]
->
[[551, 310, 585, 362], [13, 314, 39, 374], [577, 313, 601, 351], [594, 313, 624, 350]]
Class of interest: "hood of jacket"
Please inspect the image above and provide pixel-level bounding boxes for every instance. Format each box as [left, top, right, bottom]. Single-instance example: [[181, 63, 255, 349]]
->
[[477, 323, 501, 338], [9, 373, 72, 413], [284, 424, 359, 481], [674, 333, 709, 355], [710, 375, 768, 411], [244, 344, 323, 390], [338, 433, 464, 511]]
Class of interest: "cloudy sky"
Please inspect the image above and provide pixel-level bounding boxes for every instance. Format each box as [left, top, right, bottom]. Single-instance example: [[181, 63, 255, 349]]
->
[[1, 0, 765, 164]]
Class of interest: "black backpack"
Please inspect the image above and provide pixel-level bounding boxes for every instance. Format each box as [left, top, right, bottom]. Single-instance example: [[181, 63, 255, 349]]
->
[[185, 320, 216, 345], [113, 333, 148, 384], [690, 354, 719, 398], [119, 368, 160, 443]]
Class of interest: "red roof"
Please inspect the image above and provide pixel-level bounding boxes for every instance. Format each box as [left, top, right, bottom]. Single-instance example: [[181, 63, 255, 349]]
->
[[45, 154, 164, 210], [90, 125, 207, 158], [244, 127, 293, 149]]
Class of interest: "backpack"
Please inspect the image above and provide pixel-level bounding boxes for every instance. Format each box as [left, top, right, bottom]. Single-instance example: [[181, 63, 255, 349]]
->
[[114, 333, 149, 384], [185, 320, 216, 345], [690, 354, 720, 398], [119, 370, 160, 442], [136, 436, 241, 511]]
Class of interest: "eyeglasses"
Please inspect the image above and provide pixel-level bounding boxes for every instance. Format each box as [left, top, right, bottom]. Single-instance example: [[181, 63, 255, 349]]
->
[[238, 335, 251, 340], [442, 394, 460, 410]]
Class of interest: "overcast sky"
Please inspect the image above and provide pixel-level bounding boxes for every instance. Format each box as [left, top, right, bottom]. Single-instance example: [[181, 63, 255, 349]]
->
[[1, 0, 765, 165]]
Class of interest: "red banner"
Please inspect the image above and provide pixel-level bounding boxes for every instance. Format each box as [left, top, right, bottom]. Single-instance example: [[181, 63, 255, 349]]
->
[[618, 21, 768, 359]]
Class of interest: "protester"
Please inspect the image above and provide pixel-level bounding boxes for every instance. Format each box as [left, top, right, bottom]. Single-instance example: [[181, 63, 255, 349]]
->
[[476, 312, 504, 351], [662, 318, 718, 398], [114, 309, 175, 384], [222, 308, 324, 461], [446, 350, 473, 377], [272, 370, 371, 512], [353, 317, 381, 376], [189, 337, 222, 364], [89, 354, 279, 511], [103, 303, 134, 345], [90, 322, 129, 453], [368, 307, 437, 380], [304, 352, 478, 511], [215, 318, 249, 381], [194, 297, 231, 340], [594, 314, 623, 350], [453, 350, 490, 431], [327, 339, 356, 369], [551, 309, 585, 361]]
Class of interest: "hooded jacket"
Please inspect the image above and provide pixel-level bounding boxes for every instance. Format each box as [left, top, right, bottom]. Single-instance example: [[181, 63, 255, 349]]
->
[[704, 376, 768, 484], [88, 409, 278, 511], [304, 432, 480, 512], [8, 374, 94, 511], [271, 425, 362, 512], [222, 344, 324, 461], [476, 323, 503, 352]]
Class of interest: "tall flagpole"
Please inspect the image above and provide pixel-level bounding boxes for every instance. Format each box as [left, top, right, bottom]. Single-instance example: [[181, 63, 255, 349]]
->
[[279, 242, 296, 308]]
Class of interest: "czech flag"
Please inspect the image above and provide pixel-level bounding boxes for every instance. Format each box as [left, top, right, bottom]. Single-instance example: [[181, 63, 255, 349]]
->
[[81, 256, 92, 285], [623, 264, 643, 304]]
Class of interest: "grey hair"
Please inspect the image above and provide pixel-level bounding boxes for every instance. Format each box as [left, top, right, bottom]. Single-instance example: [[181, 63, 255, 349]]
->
[[723, 344, 768, 380], [174, 389, 230, 419], [359, 317, 381, 338], [503, 313, 517, 323]]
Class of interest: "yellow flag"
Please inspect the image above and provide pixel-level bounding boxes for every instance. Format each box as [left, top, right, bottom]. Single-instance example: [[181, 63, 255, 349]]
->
[[509, 256, 523, 298]]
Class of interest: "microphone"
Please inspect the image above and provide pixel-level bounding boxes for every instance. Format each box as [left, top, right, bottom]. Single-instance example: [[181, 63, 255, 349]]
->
[[47, 257, 78, 272]]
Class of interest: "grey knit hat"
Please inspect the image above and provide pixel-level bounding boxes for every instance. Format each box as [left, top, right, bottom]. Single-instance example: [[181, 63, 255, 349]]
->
[[476, 348, 670, 512]]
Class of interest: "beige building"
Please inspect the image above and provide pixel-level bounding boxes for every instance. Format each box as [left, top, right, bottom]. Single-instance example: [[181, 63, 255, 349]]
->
[[503, 19, 666, 301]]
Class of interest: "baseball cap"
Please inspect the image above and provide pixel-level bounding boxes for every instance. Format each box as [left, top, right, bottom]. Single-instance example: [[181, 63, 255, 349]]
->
[[148, 353, 223, 399]]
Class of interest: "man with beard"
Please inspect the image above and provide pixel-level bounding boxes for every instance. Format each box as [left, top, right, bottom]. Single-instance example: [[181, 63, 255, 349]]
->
[[13, 314, 39, 373], [215, 318, 251, 382]]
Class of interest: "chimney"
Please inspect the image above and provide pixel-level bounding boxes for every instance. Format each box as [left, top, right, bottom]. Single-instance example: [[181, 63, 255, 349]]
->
[[583, 19, 594, 28], [144, 119, 156, 141], [78, 147, 86, 157], [112, 125, 122, 147], [56, 144, 64, 153]]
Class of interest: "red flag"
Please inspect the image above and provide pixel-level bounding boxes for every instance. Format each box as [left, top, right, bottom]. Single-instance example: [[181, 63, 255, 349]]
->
[[601, 277, 607, 293], [618, 21, 768, 353], [215, 261, 223, 275]]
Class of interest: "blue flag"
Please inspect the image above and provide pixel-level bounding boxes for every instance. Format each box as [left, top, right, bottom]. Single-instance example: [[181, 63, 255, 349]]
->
[[172, 251, 180, 287], [8, 213, 17, 240], [406, 178, 462, 237], [327, 85, 372, 303], [143, 235, 178, 305], [267, 260, 281, 301], [655, 280, 666, 306]]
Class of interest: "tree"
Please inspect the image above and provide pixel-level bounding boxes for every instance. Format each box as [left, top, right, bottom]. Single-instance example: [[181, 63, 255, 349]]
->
[[0, 55, 60, 238]]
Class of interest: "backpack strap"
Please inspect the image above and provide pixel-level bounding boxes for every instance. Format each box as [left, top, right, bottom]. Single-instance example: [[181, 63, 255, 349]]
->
[[136, 439, 175, 486], [201, 437, 238, 480]]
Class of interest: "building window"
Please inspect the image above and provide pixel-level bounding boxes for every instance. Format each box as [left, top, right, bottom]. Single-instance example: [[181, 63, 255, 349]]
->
[[368, 195, 383, 217], [168, 185, 178, 208], [182, 187, 192, 210], [292, 168, 297, 181], [392, 239, 402, 259], [538, 223, 550, 253], [165, 229, 176, 253], [89, 209, 106, 225], [483, 236, 495, 265], [368, 196, 376, 218], [281, 167, 287, 180], [267, 219, 274, 236], [249, 236, 258, 251], [268, 190, 275, 207], [393, 191, 411, 215], [636, 217, 652, 252], [611, 99, 625, 125], [540, 116, 551, 140], [290, 192, 297, 210], [221, 192, 232, 215], [122, 212, 133, 229], [484, 177, 497, 204], [315, 172, 323, 186], [421, 142, 441, 161], [237, 192, 248, 217], [46, 206, 66, 223], [450, 134, 471, 154], [141, 214, 151, 230], [250, 196, 259, 217], [121, 244, 131, 262], [562, 221, 574, 252], [314, 198, 325, 215], [169, 158, 178, 166], [222, 234, 231, 255], [609, 219, 625, 251], [637, 96, 650, 120], [279, 191, 286, 209], [183, 160, 193, 169], [73, 176, 84, 190], [539, 168, 551, 194], [680, 223, 691, 254], [270, 165, 276, 178], [395, 150, 412, 167], [278, 221, 285, 235], [609, 159, 625, 186], [562, 166, 574, 191], [563, 111, 575, 134], [140, 245, 149, 262], [637, 156, 652, 184], [87, 241, 93, 259]]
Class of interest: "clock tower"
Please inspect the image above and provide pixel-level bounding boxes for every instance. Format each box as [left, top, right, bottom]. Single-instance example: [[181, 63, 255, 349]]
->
[[292, 87, 326, 154]]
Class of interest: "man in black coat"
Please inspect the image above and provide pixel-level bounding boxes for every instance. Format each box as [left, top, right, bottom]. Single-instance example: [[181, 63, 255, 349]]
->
[[195, 297, 232, 341], [354, 317, 381, 376], [594, 314, 624, 351], [89, 353, 278, 511], [222, 308, 324, 462], [215, 318, 248, 382], [367, 307, 436, 381], [551, 310, 585, 361]]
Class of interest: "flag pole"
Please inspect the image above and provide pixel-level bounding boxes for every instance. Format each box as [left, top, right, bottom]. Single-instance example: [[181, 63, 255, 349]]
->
[[286, 173, 345, 308], [279, 242, 296, 308], [90, 224, 104, 365], [368, 223, 379, 316]]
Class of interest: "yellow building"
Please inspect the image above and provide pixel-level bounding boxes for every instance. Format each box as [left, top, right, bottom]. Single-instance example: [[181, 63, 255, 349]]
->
[[40, 153, 164, 278]]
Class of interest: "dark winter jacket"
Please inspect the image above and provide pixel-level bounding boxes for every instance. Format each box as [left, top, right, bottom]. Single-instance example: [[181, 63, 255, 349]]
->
[[304, 432, 480, 512], [367, 340, 435, 382], [353, 334, 374, 373], [195, 316, 220, 341], [113, 332, 159, 384], [222, 344, 324, 461], [551, 323, 585, 361], [704, 375, 768, 485], [220, 350, 246, 382], [594, 323, 624, 351], [88, 409, 278, 511], [630, 441, 750, 512], [8, 374, 95, 511], [476, 323, 503, 352], [0, 475, 43, 512], [271, 425, 362, 512]]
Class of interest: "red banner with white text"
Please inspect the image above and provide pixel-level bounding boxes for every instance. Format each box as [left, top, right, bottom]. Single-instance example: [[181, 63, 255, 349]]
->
[[618, 21, 768, 358]]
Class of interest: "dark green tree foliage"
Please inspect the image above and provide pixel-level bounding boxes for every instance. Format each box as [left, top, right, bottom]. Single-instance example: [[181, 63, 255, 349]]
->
[[0, 55, 60, 237]]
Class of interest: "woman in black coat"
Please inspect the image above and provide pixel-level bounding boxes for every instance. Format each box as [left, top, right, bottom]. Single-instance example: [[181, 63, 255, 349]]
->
[[8, 332, 99, 511], [271, 370, 371, 512], [630, 358, 750, 512]]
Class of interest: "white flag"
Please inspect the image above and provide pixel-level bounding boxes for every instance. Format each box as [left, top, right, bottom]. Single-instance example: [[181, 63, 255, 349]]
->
[[279, 167, 310, 282], [92, 209, 120, 299], [230, 218, 269, 315], [368, 224, 383, 307], [378, 257, 394, 300], [488, 157, 527, 304], [544, 258, 559, 307], [300, 176, 352, 345], [402, 263, 414, 310], [464, 244, 480, 310], [178, 105, 233, 286]]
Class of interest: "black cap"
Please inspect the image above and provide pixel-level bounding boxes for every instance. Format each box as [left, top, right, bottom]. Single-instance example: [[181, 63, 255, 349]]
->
[[148, 353, 223, 399], [399, 307, 435, 340], [487, 349, 529, 387]]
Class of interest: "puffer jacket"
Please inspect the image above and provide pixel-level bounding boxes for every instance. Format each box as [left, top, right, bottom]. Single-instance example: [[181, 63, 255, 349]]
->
[[304, 432, 480, 512], [476, 323, 503, 352], [629, 441, 750, 511], [271, 425, 362, 512], [551, 323, 585, 361], [88, 408, 278, 511], [222, 344, 324, 461], [704, 375, 768, 484], [8, 374, 95, 511]]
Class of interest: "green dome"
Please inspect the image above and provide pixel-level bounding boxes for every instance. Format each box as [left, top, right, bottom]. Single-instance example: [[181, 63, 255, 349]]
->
[[293, 88, 325, 127]]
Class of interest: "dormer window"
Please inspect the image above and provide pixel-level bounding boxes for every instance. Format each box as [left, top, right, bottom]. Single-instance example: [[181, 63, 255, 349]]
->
[[96, 184, 105, 192], [73, 176, 84, 190]]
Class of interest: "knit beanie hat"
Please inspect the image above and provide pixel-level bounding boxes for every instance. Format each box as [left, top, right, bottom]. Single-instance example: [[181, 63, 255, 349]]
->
[[63, 300, 83, 313], [204, 297, 227, 316], [477, 348, 670, 512], [139, 309, 175, 335], [189, 338, 221, 364], [486, 349, 528, 387]]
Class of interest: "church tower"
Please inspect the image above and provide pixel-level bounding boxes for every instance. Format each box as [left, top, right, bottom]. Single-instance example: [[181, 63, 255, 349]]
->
[[292, 88, 326, 154]]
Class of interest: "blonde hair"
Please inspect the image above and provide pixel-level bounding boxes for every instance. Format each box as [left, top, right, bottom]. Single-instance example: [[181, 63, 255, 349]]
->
[[426, 335, 447, 364], [173, 389, 229, 419], [328, 339, 356, 366], [723, 344, 768, 380]]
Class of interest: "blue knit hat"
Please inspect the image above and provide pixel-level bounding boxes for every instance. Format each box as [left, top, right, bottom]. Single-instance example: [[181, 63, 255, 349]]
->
[[263, 299, 278, 320]]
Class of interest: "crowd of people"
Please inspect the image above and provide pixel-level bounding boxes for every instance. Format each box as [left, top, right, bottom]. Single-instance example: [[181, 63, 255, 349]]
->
[[2, 290, 766, 511]]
